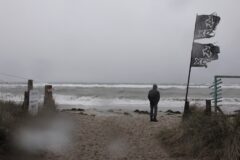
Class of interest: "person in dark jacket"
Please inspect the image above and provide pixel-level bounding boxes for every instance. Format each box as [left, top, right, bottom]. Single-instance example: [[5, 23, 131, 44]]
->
[[148, 84, 160, 122]]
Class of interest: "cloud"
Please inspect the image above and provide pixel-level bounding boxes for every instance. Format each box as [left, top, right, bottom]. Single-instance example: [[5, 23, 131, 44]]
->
[[0, 0, 239, 83]]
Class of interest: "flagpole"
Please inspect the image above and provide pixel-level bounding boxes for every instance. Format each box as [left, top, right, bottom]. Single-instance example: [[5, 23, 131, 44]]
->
[[184, 58, 192, 115], [184, 14, 198, 116]]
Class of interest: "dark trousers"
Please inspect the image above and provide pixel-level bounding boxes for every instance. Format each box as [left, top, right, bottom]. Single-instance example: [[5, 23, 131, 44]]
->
[[150, 104, 158, 120]]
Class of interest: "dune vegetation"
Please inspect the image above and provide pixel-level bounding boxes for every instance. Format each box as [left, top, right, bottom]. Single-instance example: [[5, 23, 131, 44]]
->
[[160, 107, 240, 160], [0, 100, 24, 153]]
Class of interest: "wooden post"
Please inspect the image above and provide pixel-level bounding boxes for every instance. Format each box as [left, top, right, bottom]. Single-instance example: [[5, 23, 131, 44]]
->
[[28, 79, 33, 91], [44, 85, 55, 111], [44, 85, 52, 99], [205, 99, 211, 116], [23, 91, 29, 111], [23, 79, 33, 111]]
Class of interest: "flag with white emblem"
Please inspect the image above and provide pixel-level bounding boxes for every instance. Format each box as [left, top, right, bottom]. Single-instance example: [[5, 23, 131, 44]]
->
[[191, 43, 220, 67], [184, 13, 221, 113], [194, 14, 220, 39]]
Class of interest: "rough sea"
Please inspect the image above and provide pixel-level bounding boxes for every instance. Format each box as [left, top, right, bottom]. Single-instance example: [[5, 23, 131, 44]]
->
[[0, 83, 240, 113]]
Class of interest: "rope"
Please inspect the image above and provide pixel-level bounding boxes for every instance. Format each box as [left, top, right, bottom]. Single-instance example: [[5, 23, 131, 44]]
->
[[0, 72, 29, 80]]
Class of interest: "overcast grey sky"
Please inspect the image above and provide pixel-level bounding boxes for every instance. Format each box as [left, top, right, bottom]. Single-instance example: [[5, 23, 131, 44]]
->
[[0, 0, 239, 84]]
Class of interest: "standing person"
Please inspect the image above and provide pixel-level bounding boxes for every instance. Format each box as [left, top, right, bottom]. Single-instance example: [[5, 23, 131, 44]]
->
[[148, 84, 160, 122]]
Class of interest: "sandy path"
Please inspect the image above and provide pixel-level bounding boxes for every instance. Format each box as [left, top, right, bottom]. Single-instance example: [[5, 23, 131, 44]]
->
[[44, 111, 183, 160]]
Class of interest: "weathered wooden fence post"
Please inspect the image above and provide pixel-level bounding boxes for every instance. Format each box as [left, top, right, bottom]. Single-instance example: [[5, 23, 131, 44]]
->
[[23, 91, 29, 111], [44, 85, 55, 111], [28, 79, 33, 91], [23, 79, 33, 111], [205, 99, 211, 116]]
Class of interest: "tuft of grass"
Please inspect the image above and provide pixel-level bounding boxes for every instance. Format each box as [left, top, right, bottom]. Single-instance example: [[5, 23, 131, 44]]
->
[[0, 101, 23, 126], [0, 101, 24, 153], [0, 100, 59, 159], [160, 107, 240, 160]]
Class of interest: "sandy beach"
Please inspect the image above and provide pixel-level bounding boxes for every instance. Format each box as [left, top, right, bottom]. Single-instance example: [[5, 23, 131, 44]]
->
[[38, 109, 185, 160]]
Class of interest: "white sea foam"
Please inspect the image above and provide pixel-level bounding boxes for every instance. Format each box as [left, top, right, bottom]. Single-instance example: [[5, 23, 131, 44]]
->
[[2, 83, 240, 89], [54, 95, 196, 111], [0, 83, 207, 89], [55, 95, 148, 107], [50, 84, 207, 89], [1, 82, 240, 113], [0, 92, 24, 102], [1, 92, 240, 111], [55, 95, 185, 111]]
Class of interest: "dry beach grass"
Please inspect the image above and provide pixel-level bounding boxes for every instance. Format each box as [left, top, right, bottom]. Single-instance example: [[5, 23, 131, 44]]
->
[[160, 107, 240, 160]]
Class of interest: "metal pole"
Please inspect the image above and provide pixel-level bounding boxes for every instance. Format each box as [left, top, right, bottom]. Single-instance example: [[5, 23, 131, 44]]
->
[[214, 76, 217, 112], [184, 61, 192, 114], [184, 14, 198, 116]]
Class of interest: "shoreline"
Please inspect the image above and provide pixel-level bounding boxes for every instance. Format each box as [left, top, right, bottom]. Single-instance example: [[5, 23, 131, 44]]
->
[[60, 107, 183, 117]]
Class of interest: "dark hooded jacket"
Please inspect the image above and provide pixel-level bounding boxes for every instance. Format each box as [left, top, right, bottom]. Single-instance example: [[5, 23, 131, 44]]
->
[[148, 88, 160, 106]]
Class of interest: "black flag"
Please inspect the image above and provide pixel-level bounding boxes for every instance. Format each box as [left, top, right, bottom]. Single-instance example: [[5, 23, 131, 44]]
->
[[191, 43, 220, 67], [194, 14, 220, 39], [184, 13, 221, 115]]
